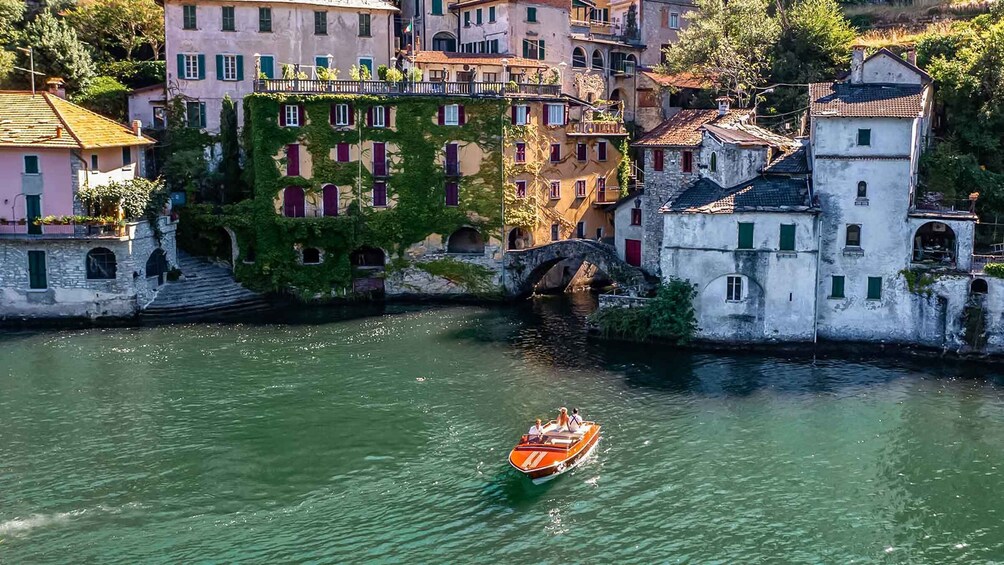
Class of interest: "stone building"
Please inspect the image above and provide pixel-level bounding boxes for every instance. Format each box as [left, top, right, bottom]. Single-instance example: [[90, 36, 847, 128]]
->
[[0, 90, 177, 319]]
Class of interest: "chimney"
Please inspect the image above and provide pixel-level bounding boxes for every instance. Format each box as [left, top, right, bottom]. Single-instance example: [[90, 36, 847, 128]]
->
[[850, 45, 865, 84], [716, 96, 730, 116], [45, 77, 66, 99], [132, 120, 143, 137], [906, 48, 917, 66]]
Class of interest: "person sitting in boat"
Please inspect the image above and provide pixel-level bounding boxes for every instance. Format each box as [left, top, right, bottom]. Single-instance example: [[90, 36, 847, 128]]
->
[[527, 419, 545, 443], [568, 408, 584, 433], [556, 407, 570, 431]]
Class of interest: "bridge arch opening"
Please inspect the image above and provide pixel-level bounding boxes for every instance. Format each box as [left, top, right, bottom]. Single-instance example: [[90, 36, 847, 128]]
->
[[447, 227, 485, 254], [504, 240, 649, 297]]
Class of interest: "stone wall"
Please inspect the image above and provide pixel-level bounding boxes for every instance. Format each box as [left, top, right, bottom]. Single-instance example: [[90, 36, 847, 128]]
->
[[384, 236, 503, 296], [639, 146, 700, 275], [0, 217, 177, 319]]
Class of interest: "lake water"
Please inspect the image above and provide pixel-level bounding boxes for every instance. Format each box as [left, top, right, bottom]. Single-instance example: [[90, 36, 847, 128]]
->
[[2, 295, 1004, 563]]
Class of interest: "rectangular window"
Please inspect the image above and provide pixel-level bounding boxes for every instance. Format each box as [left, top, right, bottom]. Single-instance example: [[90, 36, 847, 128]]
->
[[575, 179, 586, 198], [726, 275, 743, 301], [544, 103, 564, 125], [284, 104, 300, 127], [551, 223, 559, 241], [549, 143, 561, 163], [182, 4, 197, 29], [514, 105, 529, 125], [372, 106, 386, 127], [373, 181, 387, 207], [26, 194, 41, 235], [183, 54, 200, 80], [23, 155, 39, 174], [515, 142, 526, 164], [682, 150, 693, 172], [91, 154, 98, 170], [597, 141, 607, 161], [220, 54, 239, 81], [359, 58, 373, 75], [576, 221, 585, 239], [28, 250, 46, 289], [597, 177, 607, 201], [464, 11, 471, 26], [373, 142, 387, 176], [185, 101, 205, 128], [445, 181, 459, 206], [358, 13, 371, 36], [476, 8, 482, 24], [489, 6, 496, 21], [670, 12, 679, 28], [737, 222, 754, 249], [221, 6, 235, 31], [445, 143, 459, 176], [515, 180, 527, 198], [334, 103, 350, 126], [867, 276, 882, 300], [549, 180, 560, 199], [527, 7, 537, 22], [653, 149, 664, 171], [857, 128, 871, 146], [483, 72, 498, 82], [336, 142, 350, 162], [444, 104, 460, 126], [432, 0, 443, 15], [122, 146, 131, 166], [286, 144, 299, 176], [631, 208, 642, 225], [779, 224, 796, 251], [259, 7, 272, 31], [576, 143, 587, 161], [314, 11, 327, 34], [846, 224, 861, 247], [830, 275, 845, 299]]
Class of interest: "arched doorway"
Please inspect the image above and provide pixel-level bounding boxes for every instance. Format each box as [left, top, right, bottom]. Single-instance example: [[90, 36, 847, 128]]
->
[[912, 221, 957, 267], [971, 278, 989, 294], [146, 248, 169, 285], [447, 227, 485, 254], [508, 227, 532, 250], [572, 47, 587, 68], [432, 32, 457, 52], [609, 88, 622, 102], [350, 246, 386, 268]]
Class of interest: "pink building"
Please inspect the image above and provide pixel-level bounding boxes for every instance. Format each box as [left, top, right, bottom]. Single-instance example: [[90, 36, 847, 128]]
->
[[162, 0, 398, 133]]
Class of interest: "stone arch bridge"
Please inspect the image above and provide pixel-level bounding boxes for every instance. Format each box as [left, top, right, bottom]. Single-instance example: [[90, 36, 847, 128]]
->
[[503, 239, 654, 297]]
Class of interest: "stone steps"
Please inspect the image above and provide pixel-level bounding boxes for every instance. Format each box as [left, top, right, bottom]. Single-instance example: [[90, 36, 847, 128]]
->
[[141, 251, 270, 321]]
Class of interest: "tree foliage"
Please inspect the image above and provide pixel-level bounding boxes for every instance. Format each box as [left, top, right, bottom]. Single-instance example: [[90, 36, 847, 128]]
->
[[20, 11, 96, 90], [79, 177, 167, 219], [218, 95, 246, 204], [72, 75, 128, 120], [589, 279, 698, 344], [63, 0, 164, 62]]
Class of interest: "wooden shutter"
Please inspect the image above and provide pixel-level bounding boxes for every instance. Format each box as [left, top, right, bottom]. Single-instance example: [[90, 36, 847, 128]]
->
[[261, 56, 274, 79], [868, 277, 882, 299], [336, 142, 349, 162], [373, 181, 387, 206], [287, 144, 299, 176], [373, 142, 386, 176], [383, 106, 391, 127], [279, 106, 287, 127], [738, 222, 754, 249], [199, 102, 207, 128], [577, 143, 586, 161], [298, 105, 305, 125], [236, 55, 244, 80], [653, 149, 664, 171], [511, 105, 517, 123], [598, 141, 607, 161], [197, 54, 206, 79], [543, 106, 550, 126], [539, 40, 545, 60], [215, 54, 224, 79], [323, 185, 339, 216], [831, 276, 844, 298], [779, 224, 796, 251], [366, 108, 373, 126], [283, 186, 304, 217], [438, 105, 445, 125], [458, 105, 466, 125], [446, 143, 458, 175], [28, 250, 46, 289], [347, 103, 354, 125], [329, 104, 336, 125], [177, 54, 185, 78], [445, 182, 459, 206]]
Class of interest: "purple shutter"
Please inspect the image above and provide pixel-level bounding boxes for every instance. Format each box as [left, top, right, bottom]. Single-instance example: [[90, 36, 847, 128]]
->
[[445, 182, 459, 206], [550, 143, 560, 162], [279, 106, 287, 127], [283, 186, 304, 217], [287, 144, 299, 176], [329, 104, 336, 125], [337, 142, 349, 162], [299, 105, 305, 126], [373, 181, 387, 206], [348, 104, 354, 125], [511, 106, 517, 123], [373, 142, 386, 176], [366, 108, 373, 126], [446, 143, 458, 176], [577, 143, 586, 161], [384, 106, 391, 126], [598, 141, 607, 161], [323, 185, 339, 216], [458, 105, 466, 125], [542, 106, 550, 126], [438, 105, 445, 125]]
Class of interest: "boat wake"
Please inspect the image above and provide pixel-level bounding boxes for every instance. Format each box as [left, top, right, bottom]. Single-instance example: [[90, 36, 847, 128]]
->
[[0, 503, 144, 537]]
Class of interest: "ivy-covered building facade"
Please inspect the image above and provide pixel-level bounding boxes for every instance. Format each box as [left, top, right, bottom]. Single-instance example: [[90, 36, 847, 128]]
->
[[231, 77, 626, 298]]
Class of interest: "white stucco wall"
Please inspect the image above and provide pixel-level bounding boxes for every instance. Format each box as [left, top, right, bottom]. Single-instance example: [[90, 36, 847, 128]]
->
[[861, 54, 924, 86], [614, 198, 643, 263]]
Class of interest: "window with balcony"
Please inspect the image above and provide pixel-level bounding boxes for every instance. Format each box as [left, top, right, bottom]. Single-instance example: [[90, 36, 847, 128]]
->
[[597, 177, 607, 201], [333, 103, 351, 126], [544, 103, 565, 125]]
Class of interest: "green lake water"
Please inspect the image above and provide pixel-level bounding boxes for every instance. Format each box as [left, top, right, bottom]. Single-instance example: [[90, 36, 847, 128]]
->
[[2, 295, 1004, 563]]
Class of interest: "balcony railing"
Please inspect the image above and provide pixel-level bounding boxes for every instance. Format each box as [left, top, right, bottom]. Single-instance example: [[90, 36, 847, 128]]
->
[[0, 222, 123, 238], [254, 79, 561, 97], [568, 120, 629, 135]]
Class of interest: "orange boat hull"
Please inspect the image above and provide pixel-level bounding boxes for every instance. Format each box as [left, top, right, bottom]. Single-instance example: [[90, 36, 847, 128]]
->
[[508, 422, 601, 484]]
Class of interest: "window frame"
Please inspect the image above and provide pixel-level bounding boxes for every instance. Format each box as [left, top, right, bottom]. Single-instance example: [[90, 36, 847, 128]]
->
[[221, 53, 238, 81], [182, 54, 200, 80], [358, 13, 371, 36], [576, 142, 587, 162], [630, 207, 642, 226], [545, 103, 564, 125], [830, 275, 845, 299], [857, 128, 871, 146], [515, 180, 527, 199], [182, 4, 197, 29], [597, 141, 607, 161], [846, 224, 862, 247], [527, 7, 537, 22], [334, 103, 350, 126], [27, 250, 47, 290], [867, 276, 882, 300], [726, 275, 743, 302], [122, 146, 132, 166], [515, 142, 526, 164], [653, 149, 664, 172], [85, 247, 117, 280], [779, 224, 796, 252], [259, 7, 272, 32], [549, 143, 561, 163], [221, 6, 235, 31], [283, 104, 300, 127], [549, 180, 561, 200], [857, 181, 868, 199], [23, 155, 40, 175], [444, 104, 460, 126], [669, 12, 679, 29], [551, 223, 559, 241], [372, 105, 386, 128], [514, 104, 529, 125], [489, 6, 496, 22], [575, 179, 587, 198], [314, 10, 327, 35], [737, 222, 754, 250], [373, 181, 388, 207]]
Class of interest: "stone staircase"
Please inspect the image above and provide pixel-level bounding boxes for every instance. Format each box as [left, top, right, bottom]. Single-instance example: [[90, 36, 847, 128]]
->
[[141, 251, 270, 322]]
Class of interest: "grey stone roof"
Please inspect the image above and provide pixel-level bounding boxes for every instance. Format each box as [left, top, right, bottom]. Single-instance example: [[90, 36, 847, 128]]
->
[[764, 146, 809, 174], [662, 177, 814, 214], [810, 82, 925, 118]]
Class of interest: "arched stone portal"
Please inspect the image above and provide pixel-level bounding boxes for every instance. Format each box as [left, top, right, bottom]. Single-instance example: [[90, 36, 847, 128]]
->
[[146, 248, 169, 285], [350, 246, 386, 267], [447, 227, 485, 254], [912, 221, 957, 267], [508, 227, 532, 250], [503, 239, 651, 297]]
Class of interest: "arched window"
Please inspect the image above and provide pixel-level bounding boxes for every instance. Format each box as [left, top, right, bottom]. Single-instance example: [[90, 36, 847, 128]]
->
[[283, 186, 305, 217], [591, 50, 604, 71], [857, 181, 867, 198], [971, 278, 989, 294], [710, 152, 718, 172], [85, 247, 116, 279], [302, 247, 321, 264], [350, 246, 386, 267], [572, 47, 587, 68], [447, 227, 485, 254], [846, 224, 861, 247], [432, 32, 457, 52], [322, 184, 338, 217]]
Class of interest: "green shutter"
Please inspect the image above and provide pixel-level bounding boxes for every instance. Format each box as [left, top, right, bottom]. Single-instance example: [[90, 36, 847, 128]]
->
[[432, 0, 442, 14], [216, 54, 224, 80], [199, 102, 207, 128], [867, 277, 882, 300], [528, 7, 536, 21], [779, 224, 796, 251], [538, 40, 545, 60], [197, 54, 206, 80], [236, 55, 244, 80], [28, 250, 46, 289], [177, 53, 185, 78], [26, 195, 41, 235], [738, 222, 754, 249], [831, 276, 845, 298], [315, 56, 327, 69], [522, 40, 529, 58], [261, 56, 274, 79], [858, 129, 871, 146]]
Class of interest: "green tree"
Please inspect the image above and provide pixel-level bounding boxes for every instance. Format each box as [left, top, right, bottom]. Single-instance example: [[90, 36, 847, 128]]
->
[[71, 75, 127, 120], [659, 0, 780, 107], [218, 95, 246, 203], [0, 0, 26, 83], [20, 11, 95, 90], [64, 0, 164, 62]]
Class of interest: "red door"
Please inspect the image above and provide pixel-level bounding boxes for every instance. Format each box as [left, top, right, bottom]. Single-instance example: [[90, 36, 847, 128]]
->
[[625, 239, 641, 267]]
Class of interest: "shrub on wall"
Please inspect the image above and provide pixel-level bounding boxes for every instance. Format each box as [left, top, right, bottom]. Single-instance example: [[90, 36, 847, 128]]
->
[[984, 263, 1004, 278], [589, 278, 697, 344]]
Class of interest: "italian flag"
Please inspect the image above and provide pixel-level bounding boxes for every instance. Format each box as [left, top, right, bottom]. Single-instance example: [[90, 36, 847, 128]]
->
[[404, 22, 412, 33]]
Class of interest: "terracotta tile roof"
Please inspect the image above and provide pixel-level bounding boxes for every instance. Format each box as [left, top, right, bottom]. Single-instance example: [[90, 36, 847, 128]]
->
[[410, 51, 548, 68], [452, 0, 566, 10], [640, 71, 710, 90], [0, 91, 153, 149], [809, 81, 925, 118], [633, 109, 750, 147], [179, 0, 397, 10], [662, 176, 813, 214]]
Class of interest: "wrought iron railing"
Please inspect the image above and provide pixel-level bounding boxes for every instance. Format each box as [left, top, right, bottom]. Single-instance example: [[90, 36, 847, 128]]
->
[[569, 121, 629, 135], [254, 79, 561, 97]]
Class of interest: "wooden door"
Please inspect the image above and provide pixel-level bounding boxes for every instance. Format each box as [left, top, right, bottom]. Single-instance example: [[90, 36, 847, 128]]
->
[[625, 239, 641, 267]]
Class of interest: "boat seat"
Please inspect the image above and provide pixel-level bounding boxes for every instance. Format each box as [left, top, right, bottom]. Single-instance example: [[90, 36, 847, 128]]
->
[[549, 438, 574, 445]]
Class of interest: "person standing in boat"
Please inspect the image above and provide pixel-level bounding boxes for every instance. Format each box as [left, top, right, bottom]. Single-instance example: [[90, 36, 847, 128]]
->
[[528, 419, 545, 443], [556, 407, 570, 431], [568, 408, 583, 432]]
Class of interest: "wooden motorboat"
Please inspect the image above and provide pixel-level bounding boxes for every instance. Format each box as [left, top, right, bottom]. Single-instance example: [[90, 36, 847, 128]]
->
[[508, 420, 601, 484]]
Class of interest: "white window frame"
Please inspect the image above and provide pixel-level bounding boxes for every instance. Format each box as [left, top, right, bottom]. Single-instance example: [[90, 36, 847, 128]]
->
[[549, 180, 561, 200], [222, 54, 238, 81], [372, 105, 386, 128], [669, 12, 679, 29], [284, 104, 300, 127], [546, 103, 565, 125], [335, 103, 350, 126], [444, 104, 460, 126], [726, 275, 743, 302], [514, 104, 529, 125], [183, 54, 200, 80], [575, 179, 586, 198]]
